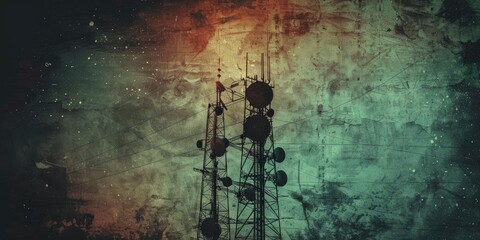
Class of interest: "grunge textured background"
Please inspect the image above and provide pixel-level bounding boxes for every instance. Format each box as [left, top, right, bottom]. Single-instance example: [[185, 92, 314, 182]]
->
[[1, 0, 480, 239]]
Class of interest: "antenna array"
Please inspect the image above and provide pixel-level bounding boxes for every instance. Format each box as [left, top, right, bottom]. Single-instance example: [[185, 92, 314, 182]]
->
[[196, 54, 287, 240]]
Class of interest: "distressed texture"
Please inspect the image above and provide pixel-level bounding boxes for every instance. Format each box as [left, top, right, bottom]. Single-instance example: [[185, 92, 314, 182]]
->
[[1, 0, 480, 239]]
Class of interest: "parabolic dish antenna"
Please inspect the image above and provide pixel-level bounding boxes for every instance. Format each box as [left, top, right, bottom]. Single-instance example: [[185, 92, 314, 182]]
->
[[273, 147, 285, 163], [244, 187, 255, 201], [274, 170, 288, 187], [246, 81, 273, 108], [200, 217, 221, 239], [220, 177, 232, 187], [210, 137, 226, 157], [244, 115, 271, 142]]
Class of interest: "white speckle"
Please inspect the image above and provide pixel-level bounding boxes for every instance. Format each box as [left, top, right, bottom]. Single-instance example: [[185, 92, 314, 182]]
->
[[45, 184, 49, 188], [89, 21, 94, 27], [412, 169, 416, 173], [430, 140, 434, 144]]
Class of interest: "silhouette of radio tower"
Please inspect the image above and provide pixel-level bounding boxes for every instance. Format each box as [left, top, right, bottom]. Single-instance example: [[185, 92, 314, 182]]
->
[[195, 63, 244, 240], [234, 53, 287, 240]]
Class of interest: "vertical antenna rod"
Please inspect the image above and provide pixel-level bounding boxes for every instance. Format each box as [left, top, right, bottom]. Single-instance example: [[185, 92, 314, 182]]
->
[[261, 53, 265, 81]]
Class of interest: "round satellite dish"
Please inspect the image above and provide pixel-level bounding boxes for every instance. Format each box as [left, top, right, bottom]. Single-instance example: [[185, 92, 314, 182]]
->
[[273, 147, 285, 163], [266, 108, 275, 117], [220, 177, 232, 187], [215, 106, 223, 116], [210, 138, 226, 157], [246, 81, 273, 108], [244, 187, 255, 201], [244, 115, 271, 142], [196, 140, 203, 149], [274, 170, 288, 187], [200, 217, 221, 239], [222, 138, 229, 148]]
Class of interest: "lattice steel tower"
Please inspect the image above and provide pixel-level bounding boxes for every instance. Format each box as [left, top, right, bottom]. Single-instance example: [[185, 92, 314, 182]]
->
[[234, 53, 287, 240], [195, 67, 233, 240]]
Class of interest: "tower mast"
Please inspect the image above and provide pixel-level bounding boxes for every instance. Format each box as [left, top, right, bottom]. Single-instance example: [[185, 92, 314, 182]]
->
[[234, 53, 287, 240], [196, 65, 232, 240]]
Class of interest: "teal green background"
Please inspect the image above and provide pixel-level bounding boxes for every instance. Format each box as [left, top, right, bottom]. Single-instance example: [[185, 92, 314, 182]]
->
[[1, 0, 479, 239]]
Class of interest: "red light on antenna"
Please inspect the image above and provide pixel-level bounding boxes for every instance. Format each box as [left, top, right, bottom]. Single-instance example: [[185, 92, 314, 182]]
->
[[216, 81, 226, 92]]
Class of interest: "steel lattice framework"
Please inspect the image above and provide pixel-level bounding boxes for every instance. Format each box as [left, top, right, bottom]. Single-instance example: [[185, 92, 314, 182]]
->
[[195, 54, 285, 240], [234, 54, 284, 240], [196, 87, 231, 240]]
